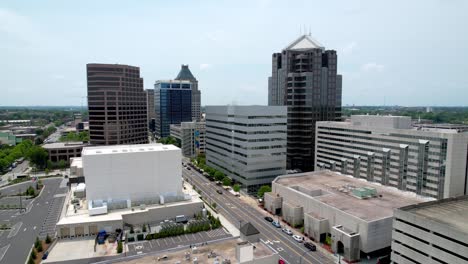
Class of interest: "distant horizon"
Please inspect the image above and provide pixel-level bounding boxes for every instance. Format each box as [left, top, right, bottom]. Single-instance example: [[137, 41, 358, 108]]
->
[[1, 105, 468, 109]]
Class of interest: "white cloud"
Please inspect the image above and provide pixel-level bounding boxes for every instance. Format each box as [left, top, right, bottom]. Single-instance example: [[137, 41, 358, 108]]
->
[[361, 62, 385, 72], [342, 41, 357, 55], [199, 64, 213, 71]]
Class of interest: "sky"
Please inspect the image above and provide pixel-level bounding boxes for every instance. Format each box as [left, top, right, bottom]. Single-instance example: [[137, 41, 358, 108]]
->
[[1, 0, 467, 107]]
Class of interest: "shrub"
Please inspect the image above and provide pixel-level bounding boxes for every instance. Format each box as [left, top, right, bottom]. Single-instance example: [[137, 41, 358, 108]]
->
[[30, 249, 36, 260], [45, 234, 52, 244], [34, 237, 40, 249], [233, 184, 241, 192], [28, 257, 35, 264], [212, 202, 217, 209], [117, 241, 123, 253], [37, 242, 43, 252]]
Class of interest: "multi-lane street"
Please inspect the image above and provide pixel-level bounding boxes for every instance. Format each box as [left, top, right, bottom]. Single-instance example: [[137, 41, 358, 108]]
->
[[0, 177, 67, 264], [183, 165, 334, 264]]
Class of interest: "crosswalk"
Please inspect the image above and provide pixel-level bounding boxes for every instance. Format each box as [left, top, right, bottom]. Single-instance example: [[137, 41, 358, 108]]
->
[[206, 228, 228, 238]]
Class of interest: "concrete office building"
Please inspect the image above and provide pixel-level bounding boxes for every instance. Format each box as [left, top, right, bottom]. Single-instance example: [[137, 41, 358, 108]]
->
[[87, 63, 148, 145], [170, 121, 206, 157], [146, 89, 156, 132], [206, 105, 287, 193], [268, 35, 342, 172], [391, 196, 468, 264], [175, 65, 201, 122], [0, 131, 22, 146], [315, 115, 468, 199], [264, 171, 427, 262], [154, 80, 192, 138], [43, 142, 88, 163]]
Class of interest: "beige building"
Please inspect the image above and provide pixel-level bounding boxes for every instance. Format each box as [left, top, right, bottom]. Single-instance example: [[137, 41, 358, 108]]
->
[[264, 171, 427, 262], [43, 142, 88, 163], [315, 115, 468, 199], [170, 121, 205, 157]]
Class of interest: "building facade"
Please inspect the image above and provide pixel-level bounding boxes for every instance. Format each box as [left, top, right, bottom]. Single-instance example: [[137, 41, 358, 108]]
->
[[43, 142, 88, 163], [175, 65, 201, 122], [170, 121, 206, 158], [145, 89, 156, 132], [315, 115, 468, 199], [264, 171, 426, 262], [154, 80, 192, 138], [87, 63, 148, 145], [391, 196, 468, 264], [205, 105, 287, 193], [268, 35, 342, 172], [82, 144, 184, 213]]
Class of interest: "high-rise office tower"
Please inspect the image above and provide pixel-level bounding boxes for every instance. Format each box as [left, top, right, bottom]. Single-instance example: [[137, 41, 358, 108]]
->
[[145, 89, 156, 132], [87, 63, 148, 145], [268, 35, 342, 172], [154, 80, 192, 138], [175, 65, 201, 122]]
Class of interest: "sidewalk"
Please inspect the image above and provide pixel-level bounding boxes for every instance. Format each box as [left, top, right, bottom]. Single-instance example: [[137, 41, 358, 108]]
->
[[183, 180, 240, 237]]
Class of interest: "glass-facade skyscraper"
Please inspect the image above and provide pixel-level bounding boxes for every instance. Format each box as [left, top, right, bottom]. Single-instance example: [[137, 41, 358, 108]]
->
[[154, 80, 192, 138]]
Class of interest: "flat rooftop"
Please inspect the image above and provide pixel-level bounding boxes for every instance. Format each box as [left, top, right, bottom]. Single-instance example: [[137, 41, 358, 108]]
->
[[399, 195, 468, 233], [114, 238, 274, 264], [43, 142, 87, 149], [81, 143, 179, 155], [275, 171, 430, 221]]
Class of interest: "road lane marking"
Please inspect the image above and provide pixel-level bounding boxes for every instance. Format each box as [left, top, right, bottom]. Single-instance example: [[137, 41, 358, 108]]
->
[[33, 226, 37, 230], [0, 244, 10, 263]]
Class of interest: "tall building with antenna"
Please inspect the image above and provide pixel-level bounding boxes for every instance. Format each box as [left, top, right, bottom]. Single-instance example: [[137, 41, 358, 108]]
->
[[268, 35, 342, 172]]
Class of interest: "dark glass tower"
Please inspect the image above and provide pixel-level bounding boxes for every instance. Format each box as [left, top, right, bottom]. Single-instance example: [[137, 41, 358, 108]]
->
[[87, 63, 148, 145], [154, 80, 192, 138], [268, 35, 342, 172]]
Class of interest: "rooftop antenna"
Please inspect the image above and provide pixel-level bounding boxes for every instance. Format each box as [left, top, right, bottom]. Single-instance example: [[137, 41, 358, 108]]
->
[[308, 25, 311, 36]]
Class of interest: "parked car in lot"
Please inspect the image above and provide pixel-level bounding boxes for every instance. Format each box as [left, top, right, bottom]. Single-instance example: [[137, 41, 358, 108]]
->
[[42, 251, 49, 260], [264, 216, 273, 222], [272, 221, 281, 228], [304, 242, 316, 251], [282, 228, 293, 235], [292, 234, 303, 242]]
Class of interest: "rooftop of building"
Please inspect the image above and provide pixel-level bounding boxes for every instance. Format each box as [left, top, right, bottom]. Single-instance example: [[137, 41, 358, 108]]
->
[[175, 64, 197, 81], [398, 195, 468, 233], [320, 115, 468, 134], [274, 170, 430, 222], [43, 142, 88, 149], [284, 34, 325, 50], [58, 186, 200, 226], [154, 79, 192, 84], [114, 238, 274, 264], [81, 143, 179, 156]]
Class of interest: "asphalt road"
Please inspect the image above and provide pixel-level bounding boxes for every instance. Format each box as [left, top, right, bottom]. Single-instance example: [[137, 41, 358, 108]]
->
[[183, 166, 334, 264], [0, 177, 68, 264], [0, 161, 30, 186]]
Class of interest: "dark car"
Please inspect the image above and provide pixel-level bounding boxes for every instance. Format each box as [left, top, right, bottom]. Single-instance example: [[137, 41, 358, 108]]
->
[[377, 255, 390, 264], [216, 189, 223, 194], [42, 251, 49, 260], [304, 242, 316, 251], [264, 216, 273, 222]]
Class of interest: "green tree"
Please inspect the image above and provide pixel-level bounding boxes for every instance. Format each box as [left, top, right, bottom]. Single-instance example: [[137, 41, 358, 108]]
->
[[117, 240, 123, 253], [37, 242, 43, 252], [233, 184, 241, 192], [222, 177, 232, 186], [257, 185, 272, 198], [45, 234, 52, 244], [34, 236, 40, 249], [212, 202, 217, 209], [31, 249, 37, 259], [27, 146, 48, 169], [214, 171, 225, 181]]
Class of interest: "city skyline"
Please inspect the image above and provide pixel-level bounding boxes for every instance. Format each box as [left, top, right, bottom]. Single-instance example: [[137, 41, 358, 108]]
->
[[2, 0, 468, 107]]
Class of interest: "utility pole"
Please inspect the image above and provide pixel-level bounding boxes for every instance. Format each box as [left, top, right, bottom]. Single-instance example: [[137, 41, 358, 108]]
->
[[18, 188, 22, 214]]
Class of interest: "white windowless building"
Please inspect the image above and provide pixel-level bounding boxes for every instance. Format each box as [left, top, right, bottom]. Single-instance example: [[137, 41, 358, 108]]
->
[[206, 105, 287, 193]]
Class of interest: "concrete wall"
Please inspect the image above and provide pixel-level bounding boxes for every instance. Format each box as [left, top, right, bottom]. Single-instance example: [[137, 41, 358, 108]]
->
[[83, 145, 183, 204], [121, 201, 204, 226], [57, 219, 122, 238]]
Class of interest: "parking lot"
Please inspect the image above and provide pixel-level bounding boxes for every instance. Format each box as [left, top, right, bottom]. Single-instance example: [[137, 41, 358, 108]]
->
[[39, 195, 65, 239], [127, 228, 231, 255]]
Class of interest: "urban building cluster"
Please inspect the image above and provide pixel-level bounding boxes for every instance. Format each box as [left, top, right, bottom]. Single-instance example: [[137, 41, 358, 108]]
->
[[28, 34, 467, 264]]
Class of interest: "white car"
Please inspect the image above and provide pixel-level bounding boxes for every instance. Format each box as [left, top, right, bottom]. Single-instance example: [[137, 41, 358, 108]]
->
[[282, 228, 293, 235], [292, 234, 303, 243]]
